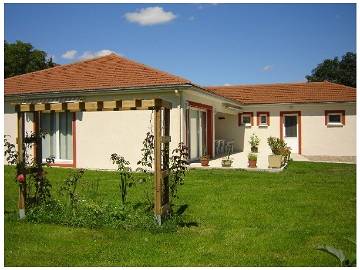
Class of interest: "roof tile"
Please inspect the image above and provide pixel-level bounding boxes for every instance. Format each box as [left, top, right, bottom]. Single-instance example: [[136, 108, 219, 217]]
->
[[5, 53, 191, 95], [206, 82, 356, 104]]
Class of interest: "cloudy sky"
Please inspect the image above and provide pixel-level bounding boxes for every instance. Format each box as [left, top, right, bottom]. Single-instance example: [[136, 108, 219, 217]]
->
[[4, 3, 356, 86]]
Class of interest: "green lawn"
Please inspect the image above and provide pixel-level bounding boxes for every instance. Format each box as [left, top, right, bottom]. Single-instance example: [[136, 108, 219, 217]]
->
[[4, 162, 356, 266]]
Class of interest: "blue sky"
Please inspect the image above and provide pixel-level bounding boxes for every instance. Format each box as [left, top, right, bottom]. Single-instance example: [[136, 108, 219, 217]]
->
[[4, 3, 356, 86]]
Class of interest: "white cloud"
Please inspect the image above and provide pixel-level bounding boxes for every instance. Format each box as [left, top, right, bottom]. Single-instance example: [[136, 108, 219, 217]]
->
[[224, 83, 232, 86], [62, 50, 77, 59], [124, 6, 176, 26], [79, 49, 115, 60], [262, 65, 273, 72]]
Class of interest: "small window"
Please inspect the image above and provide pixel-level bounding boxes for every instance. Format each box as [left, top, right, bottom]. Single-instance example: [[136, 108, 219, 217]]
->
[[329, 114, 341, 123], [260, 115, 267, 124], [325, 110, 345, 127], [240, 112, 253, 127], [257, 112, 270, 126], [243, 115, 251, 124]]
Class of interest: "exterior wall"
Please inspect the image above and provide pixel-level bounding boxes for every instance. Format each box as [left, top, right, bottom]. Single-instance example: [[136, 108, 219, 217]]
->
[[238, 102, 356, 156], [4, 104, 34, 163], [4, 91, 182, 170], [4, 89, 356, 170], [215, 112, 244, 152], [181, 89, 242, 157]]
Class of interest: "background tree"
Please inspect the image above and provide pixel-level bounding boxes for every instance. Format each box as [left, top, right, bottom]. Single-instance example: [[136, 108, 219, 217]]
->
[[306, 52, 356, 88], [5, 40, 57, 78]]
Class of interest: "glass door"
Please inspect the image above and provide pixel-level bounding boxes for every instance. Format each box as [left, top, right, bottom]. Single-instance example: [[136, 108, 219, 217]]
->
[[189, 108, 207, 160]]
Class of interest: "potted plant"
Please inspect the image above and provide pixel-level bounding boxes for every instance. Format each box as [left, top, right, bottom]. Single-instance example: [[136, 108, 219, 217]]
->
[[249, 133, 260, 153], [248, 153, 257, 168], [200, 152, 210, 167], [267, 136, 288, 168], [222, 149, 233, 167]]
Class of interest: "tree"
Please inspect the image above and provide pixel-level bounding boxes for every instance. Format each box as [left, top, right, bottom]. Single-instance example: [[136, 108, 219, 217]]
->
[[5, 40, 57, 78], [306, 52, 356, 88]]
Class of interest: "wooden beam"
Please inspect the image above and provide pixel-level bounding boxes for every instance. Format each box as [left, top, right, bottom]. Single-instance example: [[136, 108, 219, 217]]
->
[[17, 104, 34, 112], [67, 102, 85, 112], [103, 100, 122, 110], [162, 108, 170, 210], [14, 98, 171, 112], [17, 112, 26, 219], [50, 103, 66, 111], [33, 111, 42, 167], [154, 107, 162, 223], [141, 99, 156, 109], [34, 103, 47, 111]]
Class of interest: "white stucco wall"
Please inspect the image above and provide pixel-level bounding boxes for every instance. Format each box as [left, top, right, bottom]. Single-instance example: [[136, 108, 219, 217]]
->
[[4, 104, 34, 163], [4, 90, 183, 170], [231, 102, 356, 156]]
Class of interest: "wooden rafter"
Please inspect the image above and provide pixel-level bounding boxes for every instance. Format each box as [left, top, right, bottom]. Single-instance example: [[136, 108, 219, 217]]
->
[[14, 98, 172, 112]]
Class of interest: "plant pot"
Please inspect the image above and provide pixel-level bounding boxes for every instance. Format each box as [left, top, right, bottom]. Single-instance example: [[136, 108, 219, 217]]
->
[[251, 146, 258, 153], [222, 159, 233, 167], [268, 154, 282, 168], [248, 159, 257, 168], [200, 158, 209, 167]]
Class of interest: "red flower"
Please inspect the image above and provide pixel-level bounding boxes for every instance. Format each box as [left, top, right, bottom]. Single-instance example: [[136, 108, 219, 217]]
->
[[17, 174, 25, 183]]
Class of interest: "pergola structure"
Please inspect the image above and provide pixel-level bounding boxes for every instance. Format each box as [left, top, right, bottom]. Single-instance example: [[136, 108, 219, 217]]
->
[[15, 98, 172, 224]]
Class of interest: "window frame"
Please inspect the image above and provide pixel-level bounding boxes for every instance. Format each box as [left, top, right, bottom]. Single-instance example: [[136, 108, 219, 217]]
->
[[39, 111, 76, 167], [325, 110, 345, 127], [257, 112, 270, 127], [238, 112, 254, 127]]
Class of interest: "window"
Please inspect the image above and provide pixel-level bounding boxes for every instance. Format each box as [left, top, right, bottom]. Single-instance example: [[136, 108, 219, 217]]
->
[[257, 112, 270, 126], [325, 110, 345, 127], [239, 112, 253, 127], [41, 112, 73, 161]]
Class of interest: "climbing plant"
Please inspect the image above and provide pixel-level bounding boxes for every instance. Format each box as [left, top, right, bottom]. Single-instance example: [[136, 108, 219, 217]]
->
[[4, 132, 54, 207]]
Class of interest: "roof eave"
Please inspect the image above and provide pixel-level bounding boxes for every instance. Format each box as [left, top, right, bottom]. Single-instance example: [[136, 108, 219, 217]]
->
[[4, 83, 193, 101]]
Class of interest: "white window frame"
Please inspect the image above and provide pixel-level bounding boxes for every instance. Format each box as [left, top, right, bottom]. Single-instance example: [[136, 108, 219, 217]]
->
[[327, 113, 343, 127], [42, 112, 73, 164]]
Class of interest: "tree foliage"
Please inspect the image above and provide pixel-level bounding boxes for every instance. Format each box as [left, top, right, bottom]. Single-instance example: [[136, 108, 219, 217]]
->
[[306, 52, 356, 87], [5, 40, 57, 78]]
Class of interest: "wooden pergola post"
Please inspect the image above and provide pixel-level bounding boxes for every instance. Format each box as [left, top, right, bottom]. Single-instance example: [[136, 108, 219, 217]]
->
[[17, 111, 25, 219], [154, 106, 171, 224], [154, 107, 162, 223], [33, 111, 43, 173]]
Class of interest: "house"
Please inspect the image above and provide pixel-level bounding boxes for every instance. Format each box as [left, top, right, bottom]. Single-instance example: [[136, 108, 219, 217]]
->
[[4, 54, 356, 170]]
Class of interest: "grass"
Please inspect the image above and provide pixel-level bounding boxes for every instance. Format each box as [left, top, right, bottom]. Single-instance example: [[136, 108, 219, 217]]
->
[[4, 161, 356, 266]]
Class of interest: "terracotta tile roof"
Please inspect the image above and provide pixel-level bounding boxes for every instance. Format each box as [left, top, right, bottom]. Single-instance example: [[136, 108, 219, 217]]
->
[[5, 53, 191, 95], [206, 82, 356, 104]]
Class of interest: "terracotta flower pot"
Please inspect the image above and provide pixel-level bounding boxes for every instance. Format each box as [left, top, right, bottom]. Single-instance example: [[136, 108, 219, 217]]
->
[[200, 157, 209, 166], [248, 159, 257, 168]]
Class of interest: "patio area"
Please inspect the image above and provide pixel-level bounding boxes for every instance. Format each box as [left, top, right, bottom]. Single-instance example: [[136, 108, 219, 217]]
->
[[189, 152, 309, 171]]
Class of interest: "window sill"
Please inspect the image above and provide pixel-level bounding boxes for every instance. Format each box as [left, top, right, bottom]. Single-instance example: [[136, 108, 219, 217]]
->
[[244, 123, 252, 128], [327, 123, 344, 127], [258, 124, 268, 128]]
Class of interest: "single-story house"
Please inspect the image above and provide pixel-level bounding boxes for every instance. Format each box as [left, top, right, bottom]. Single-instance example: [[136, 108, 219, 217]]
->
[[4, 54, 356, 170]]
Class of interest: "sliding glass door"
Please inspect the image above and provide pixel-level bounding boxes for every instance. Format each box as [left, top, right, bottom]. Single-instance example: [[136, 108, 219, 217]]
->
[[189, 108, 207, 160], [41, 112, 73, 161]]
